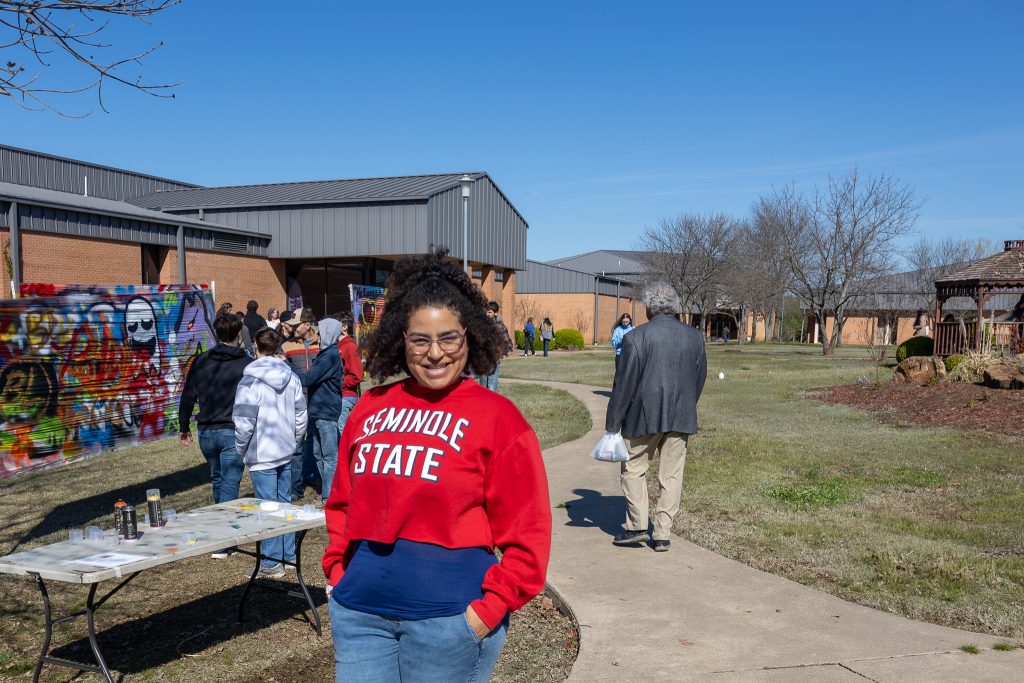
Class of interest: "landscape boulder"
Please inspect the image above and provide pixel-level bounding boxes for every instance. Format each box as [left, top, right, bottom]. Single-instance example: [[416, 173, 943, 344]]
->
[[982, 363, 1024, 390], [893, 355, 946, 385]]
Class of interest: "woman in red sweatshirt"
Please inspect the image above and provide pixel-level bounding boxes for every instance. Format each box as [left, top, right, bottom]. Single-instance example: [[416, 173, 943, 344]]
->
[[322, 248, 551, 682]]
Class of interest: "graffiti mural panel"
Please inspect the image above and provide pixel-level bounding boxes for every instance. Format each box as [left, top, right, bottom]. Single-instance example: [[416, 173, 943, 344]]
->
[[0, 284, 216, 478], [349, 284, 387, 346]]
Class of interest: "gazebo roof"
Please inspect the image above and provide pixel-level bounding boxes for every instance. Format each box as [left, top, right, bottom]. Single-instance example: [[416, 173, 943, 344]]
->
[[935, 240, 1024, 286]]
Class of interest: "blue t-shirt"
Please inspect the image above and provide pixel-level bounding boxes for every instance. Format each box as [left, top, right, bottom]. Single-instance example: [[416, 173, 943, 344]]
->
[[332, 539, 497, 619]]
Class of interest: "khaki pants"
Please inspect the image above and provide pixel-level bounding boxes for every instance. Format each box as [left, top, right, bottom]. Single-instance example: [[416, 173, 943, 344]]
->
[[620, 432, 688, 541]]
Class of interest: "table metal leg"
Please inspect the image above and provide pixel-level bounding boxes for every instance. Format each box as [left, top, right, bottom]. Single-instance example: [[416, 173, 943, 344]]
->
[[31, 572, 137, 683], [236, 532, 321, 636], [238, 539, 263, 624]]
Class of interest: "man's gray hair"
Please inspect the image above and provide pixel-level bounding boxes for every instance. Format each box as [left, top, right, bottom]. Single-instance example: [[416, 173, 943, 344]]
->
[[642, 282, 682, 316]]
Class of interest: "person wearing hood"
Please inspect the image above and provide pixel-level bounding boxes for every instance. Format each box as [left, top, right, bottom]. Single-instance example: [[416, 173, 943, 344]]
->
[[179, 312, 253, 521], [234, 328, 308, 578], [299, 316, 344, 500]]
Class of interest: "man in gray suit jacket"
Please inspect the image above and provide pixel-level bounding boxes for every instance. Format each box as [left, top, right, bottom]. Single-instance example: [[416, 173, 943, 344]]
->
[[605, 282, 707, 551]]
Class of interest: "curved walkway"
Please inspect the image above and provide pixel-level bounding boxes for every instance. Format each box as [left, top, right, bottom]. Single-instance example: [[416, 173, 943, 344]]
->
[[525, 379, 1023, 682]]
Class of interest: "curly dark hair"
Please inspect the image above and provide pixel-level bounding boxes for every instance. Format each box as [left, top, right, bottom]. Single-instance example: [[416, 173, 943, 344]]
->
[[364, 247, 508, 381]]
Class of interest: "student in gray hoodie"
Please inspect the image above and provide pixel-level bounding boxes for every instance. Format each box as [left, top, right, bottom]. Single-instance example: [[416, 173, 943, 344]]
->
[[234, 328, 308, 578]]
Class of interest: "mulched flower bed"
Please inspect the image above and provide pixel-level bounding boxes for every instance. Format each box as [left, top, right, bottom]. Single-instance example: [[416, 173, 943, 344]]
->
[[812, 380, 1024, 436]]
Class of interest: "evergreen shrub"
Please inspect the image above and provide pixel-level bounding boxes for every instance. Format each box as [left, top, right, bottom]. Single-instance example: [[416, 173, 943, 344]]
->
[[895, 336, 934, 363]]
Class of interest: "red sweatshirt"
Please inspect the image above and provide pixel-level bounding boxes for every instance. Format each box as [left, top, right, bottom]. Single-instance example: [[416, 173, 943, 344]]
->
[[322, 377, 551, 629], [337, 336, 363, 398]]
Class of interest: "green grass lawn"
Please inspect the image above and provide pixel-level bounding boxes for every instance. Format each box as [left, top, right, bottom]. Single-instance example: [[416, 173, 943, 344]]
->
[[0, 382, 589, 682], [504, 344, 1024, 640]]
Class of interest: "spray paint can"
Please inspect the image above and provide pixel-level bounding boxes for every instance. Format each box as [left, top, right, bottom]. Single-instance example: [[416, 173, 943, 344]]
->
[[113, 500, 127, 537], [146, 488, 163, 528], [121, 505, 139, 541]]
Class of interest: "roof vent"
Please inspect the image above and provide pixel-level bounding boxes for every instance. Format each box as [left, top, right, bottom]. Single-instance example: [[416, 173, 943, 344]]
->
[[213, 233, 248, 254], [1005, 240, 1024, 252]]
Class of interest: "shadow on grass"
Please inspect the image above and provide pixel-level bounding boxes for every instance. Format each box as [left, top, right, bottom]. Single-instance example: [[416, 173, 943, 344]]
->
[[8, 464, 209, 553], [562, 488, 625, 538], [45, 579, 328, 677]]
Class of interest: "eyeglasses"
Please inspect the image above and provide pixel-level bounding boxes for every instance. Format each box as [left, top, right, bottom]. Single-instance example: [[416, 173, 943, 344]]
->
[[404, 329, 467, 355]]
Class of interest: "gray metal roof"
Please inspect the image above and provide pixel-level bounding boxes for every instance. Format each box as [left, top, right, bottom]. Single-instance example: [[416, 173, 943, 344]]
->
[[517, 259, 634, 295], [545, 249, 649, 279], [130, 172, 492, 211], [0, 181, 269, 238]]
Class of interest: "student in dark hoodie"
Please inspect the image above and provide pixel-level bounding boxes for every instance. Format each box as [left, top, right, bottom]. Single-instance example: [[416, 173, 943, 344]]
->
[[300, 317, 344, 500], [179, 312, 253, 517]]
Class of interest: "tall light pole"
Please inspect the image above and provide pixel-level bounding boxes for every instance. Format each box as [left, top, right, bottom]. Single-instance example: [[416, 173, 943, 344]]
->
[[460, 175, 472, 273]]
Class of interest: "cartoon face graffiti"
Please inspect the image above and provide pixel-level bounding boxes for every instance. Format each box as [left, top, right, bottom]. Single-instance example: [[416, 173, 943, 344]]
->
[[124, 297, 158, 360]]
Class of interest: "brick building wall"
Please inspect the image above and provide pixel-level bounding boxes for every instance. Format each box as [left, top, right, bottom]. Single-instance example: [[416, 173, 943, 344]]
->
[[161, 249, 287, 312], [514, 292, 645, 344], [20, 232, 141, 287]]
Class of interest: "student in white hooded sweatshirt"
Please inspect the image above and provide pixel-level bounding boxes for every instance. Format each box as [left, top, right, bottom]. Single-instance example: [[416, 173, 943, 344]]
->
[[234, 328, 308, 578]]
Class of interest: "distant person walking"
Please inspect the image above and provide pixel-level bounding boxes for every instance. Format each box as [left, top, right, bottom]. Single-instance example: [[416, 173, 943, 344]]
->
[[336, 315, 363, 436], [244, 299, 268, 339], [540, 317, 555, 357], [610, 313, 634, 369], [234, 328, 307, 578], [301, 317, 344, 500], [605, 283, 706, 552], [479, 301, 513, 391], [178, 313, 252, 558], [523, 317, 536, 356]]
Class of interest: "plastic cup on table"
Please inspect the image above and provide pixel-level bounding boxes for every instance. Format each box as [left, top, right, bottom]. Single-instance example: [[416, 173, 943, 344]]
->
[[255, 511, 267, 529], [103, 529, 119, 546], [69, 529, 84, 543], [182, 532, 197, 546], [162, 509, 177, 524], [303, 504, 316, 515], [86, 526, 103, 542]]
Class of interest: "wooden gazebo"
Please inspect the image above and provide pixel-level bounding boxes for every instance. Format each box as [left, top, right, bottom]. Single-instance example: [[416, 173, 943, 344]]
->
[[934, 240, 1024, 356]]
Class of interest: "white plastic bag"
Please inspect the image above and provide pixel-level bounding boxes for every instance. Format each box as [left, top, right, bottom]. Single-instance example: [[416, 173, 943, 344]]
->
[[590, 431, 629, 462]]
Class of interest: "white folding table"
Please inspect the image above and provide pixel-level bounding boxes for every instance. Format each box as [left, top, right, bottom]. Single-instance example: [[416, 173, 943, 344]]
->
[[0, 498, 326, 683]]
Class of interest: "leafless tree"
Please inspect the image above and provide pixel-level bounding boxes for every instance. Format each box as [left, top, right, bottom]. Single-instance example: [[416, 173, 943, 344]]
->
[[760, 169, 921, 355], [636, 212, 737, 323], [905, 236, 994, 313], [566, 306, 590, 337], [1, 0, 180, 116]]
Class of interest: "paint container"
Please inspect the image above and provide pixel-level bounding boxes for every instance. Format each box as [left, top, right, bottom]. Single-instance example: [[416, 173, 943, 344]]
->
[[69, 529, 83, 543], [86, 526, 103, 542], [113, 499, 127, 537], [121, 505, 139, 541], [103, 529, 119, 547], [146, 489, 163, 528], [162, 509, 176, 524], [302, 504, 316, 515], [182, 532, 197, 545]]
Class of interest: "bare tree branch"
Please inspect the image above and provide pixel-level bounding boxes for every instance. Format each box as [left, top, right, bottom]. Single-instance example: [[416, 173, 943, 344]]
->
[[0, 0, 180, 116]]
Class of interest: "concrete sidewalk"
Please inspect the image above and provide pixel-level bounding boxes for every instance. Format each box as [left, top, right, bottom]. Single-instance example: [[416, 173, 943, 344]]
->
[[526, 379, 1023, 682]]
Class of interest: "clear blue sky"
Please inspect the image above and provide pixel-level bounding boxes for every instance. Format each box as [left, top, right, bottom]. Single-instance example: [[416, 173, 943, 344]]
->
[[6, 1, 1023, 263]]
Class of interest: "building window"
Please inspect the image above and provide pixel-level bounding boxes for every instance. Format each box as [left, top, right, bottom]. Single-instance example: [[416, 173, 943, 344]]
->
[[472, 269, 483, 279], [494, 271, 504, 283]]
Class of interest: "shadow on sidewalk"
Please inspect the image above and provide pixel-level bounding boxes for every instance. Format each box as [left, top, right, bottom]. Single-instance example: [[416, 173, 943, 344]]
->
[[592, 390, 612, 399], [562, 488, 625, 538]]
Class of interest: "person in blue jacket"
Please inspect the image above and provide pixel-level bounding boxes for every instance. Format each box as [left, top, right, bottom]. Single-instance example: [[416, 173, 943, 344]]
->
[[299, 317, 344, 500], [610, 313, 634, 368], [523, 318, 537, 356]]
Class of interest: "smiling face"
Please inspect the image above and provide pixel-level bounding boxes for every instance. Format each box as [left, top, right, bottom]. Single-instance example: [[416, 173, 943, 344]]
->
[[404, 306, 468, 390]]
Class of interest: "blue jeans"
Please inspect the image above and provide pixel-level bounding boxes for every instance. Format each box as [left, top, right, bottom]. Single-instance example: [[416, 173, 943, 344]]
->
[[523, 336, 535, 355], [290, 433, 314, 499], [479, 363, 500, 392], [313, 419, 340, 500], [337, 397, 358, 434], [329, 600, 506, 683], [542, 338, 550, 356], [249, 464, 295, 569], [198, 429, 244, 504]]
